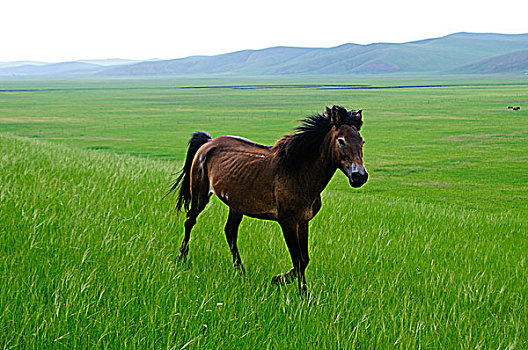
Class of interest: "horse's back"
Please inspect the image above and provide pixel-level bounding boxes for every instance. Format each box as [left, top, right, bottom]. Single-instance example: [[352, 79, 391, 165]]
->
[[195, 135, 279, 219], [212, 135, 271, 153]]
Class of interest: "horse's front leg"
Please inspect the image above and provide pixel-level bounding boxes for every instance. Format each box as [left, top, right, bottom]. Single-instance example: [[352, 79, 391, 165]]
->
[[272, 218, 306, 293], [297, 221, 309, 292]]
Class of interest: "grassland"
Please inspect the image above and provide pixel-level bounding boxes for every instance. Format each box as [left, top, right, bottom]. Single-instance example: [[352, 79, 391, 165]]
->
[[1, 76, 527, 348]]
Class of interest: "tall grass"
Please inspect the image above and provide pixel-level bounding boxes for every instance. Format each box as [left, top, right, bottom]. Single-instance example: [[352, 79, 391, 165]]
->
[[1, 134, 526, 348]]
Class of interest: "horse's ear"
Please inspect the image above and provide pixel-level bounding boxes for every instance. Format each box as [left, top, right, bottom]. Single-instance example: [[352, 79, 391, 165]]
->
[[355, 110, 362, 120], [350, 109, 363, 130], [330, 105, 342, 124], [324, 106, 332, 118]]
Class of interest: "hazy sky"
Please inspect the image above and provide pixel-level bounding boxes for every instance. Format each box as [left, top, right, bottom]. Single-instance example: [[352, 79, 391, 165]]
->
[[1, 0, 527, 62]]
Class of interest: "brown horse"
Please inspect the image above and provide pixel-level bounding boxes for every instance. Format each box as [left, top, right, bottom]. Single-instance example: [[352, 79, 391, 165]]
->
[[168, 105, 368, 293]]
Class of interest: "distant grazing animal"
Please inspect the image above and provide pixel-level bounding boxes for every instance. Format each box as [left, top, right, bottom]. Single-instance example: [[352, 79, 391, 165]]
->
[[508, 106, 514, 109], [167, 105, 368, 293], [513, 107, 520, 111]]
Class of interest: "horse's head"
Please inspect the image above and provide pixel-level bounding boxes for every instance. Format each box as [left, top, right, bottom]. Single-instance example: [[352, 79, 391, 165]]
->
[[325, 106, 368, 188]]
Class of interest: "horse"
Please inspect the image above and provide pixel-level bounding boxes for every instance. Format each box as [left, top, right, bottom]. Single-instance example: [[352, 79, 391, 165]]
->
[[168, 105, 368, 293]]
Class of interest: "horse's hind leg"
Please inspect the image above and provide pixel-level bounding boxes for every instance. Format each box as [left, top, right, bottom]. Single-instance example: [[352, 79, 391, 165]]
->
[[178, 183, 210, 260], [224, 209, 244, 272]]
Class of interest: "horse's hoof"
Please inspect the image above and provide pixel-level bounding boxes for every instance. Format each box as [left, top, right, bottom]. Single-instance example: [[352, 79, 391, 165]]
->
[[299, 284, 308, 297], [176, 253, 187, 262], [272, 269, 296, 286], [234, 264, 245, 274], [271, 274, 286, 286], [176, 245, 189, 261]]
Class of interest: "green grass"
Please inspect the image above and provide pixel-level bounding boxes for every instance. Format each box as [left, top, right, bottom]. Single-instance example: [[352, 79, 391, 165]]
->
[[1, 76, 527, 348]]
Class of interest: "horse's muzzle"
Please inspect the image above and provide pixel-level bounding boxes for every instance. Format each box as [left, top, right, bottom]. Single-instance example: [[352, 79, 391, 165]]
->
[[348, 164, 368, 188]]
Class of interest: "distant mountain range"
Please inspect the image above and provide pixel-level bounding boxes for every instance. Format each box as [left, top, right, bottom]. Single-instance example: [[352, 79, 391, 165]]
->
[[1, 33, 528, 77], [0, 59, 155, 76]]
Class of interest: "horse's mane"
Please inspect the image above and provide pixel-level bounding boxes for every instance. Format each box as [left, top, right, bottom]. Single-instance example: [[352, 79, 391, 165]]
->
[[273, 106, 362, 171]]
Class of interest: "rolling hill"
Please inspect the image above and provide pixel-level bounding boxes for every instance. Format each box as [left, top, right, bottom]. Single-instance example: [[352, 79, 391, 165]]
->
[[452, 50, 528, 73], [100, 32, 528, 75], [0, 61, 49, 69], [0, 61, 103, 76], [1, 32, 527, 76], [0, 59, 147, 77]]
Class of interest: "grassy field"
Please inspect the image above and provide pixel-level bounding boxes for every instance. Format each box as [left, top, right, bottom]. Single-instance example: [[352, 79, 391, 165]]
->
[[1, 76, 527, 348]]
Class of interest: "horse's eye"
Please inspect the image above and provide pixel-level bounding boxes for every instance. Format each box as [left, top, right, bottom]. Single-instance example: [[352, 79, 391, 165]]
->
[[337, 138, 346, 147]]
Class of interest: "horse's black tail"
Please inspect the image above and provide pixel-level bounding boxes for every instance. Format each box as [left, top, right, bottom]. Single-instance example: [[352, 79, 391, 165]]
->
[[165, 131, 212, 211]]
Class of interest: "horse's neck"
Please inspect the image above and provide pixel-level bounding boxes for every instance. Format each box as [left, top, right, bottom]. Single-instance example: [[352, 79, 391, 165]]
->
[[299, 141, 337, 197]]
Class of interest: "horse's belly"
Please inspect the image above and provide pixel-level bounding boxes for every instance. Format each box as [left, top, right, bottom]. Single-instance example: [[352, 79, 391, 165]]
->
[[212, 181, 277, 219]]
